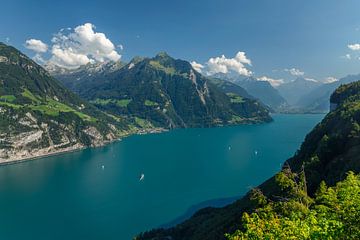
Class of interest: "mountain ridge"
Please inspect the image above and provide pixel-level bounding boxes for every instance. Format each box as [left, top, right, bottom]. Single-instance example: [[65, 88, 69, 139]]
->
[[52, 53, 272, 128]]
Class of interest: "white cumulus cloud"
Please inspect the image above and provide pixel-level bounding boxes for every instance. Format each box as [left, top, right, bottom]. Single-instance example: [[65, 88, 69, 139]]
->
[[49, 23, 121, 69], [190, 61, 204, 73], [25, 39, 48, 53], [323, 76, 338, 83], [257, 76, 284, 87], [348, 43, 360, 51], [206, 51, 252, 76], [284, 68, 304, 76]]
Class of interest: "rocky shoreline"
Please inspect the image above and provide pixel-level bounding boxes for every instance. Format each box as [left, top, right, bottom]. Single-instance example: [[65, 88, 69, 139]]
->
[[0, 127, 166, 166]]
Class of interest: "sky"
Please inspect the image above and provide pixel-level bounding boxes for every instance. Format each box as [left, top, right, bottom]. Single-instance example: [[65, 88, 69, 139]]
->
[[1, 0, 360, 84]]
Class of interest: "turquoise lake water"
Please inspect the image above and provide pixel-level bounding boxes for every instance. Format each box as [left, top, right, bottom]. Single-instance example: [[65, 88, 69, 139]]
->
[[0, 114, 325, 240]]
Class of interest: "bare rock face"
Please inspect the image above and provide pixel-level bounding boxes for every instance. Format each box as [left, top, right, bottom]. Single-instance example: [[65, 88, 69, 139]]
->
[[0, 110, 117, 163], [83, 126, 105, 146]]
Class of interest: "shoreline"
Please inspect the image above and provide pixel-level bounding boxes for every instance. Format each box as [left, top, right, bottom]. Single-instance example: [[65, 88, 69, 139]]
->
[[0, 145, 88, 166], [0, 113, 324, 167], [0, 114, 318, 167], [0, 127, 166, 167]]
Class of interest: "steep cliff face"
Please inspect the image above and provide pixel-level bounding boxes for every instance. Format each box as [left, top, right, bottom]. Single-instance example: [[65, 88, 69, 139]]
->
[[0, 43, 129, 163]]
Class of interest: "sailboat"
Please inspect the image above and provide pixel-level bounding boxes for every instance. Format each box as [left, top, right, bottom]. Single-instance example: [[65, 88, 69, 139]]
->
[[139, 173, 145, 181]]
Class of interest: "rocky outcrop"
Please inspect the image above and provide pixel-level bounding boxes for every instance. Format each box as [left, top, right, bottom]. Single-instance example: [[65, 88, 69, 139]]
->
[[0, 108, 118, 164]]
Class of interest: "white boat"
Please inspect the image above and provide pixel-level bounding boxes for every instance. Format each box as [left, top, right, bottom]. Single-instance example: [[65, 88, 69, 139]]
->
[[255, 150, 258, 155], [139, 173, 145, 181], [101, 165, 105, 170]]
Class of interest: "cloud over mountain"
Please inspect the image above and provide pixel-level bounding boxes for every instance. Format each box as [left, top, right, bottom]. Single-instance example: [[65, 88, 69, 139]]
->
[[49, 23, 121, 68], [257, 76, 284, 87], [190, 61, 204, 73], [25, 39, 48, 53], [25, 23, 121, 69], [191, 51, 252, 77], [206, 52, 252, 76], [284, 68, 304, 76]]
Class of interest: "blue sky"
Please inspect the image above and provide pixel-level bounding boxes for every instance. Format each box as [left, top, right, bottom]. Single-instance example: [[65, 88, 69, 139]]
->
[[1, 0, 360, 82]]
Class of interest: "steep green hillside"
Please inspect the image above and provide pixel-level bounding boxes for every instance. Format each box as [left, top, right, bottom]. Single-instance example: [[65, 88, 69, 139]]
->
[[0, 43, 130, 162], [227, 171, 360, 239], [137, 81, 360, 240], [54, 53, 272, 128], [287, 80, 360, 193]]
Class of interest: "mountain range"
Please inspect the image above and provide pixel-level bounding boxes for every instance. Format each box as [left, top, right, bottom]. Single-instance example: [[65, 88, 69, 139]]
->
[[277, 77, 322, 106], [51, 52, 272, 128], [0, 43, 272, 162], [296, 74, 360, 112], [212, 74, 288, 111], [48, 52, 360, 115], [210, 74, 360, 114]]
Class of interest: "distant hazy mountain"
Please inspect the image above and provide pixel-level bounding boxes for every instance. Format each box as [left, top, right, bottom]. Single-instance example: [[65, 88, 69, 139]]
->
[[235, 77, 288, 110], [296, 74, 360, 112], [277, 77, 322, 106], [52, 52, 272, 128], [0, 43, 129, 162]]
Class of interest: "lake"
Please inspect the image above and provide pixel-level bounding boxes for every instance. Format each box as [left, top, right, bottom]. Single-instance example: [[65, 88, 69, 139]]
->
[[0, 114, 325, 240]]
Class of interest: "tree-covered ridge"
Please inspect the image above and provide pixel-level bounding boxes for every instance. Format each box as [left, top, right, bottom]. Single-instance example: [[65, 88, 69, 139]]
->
[[286, 81, 360, 194], [330, 80, 360, 106], [227, 169, 360, 239], [53, 52, 272, 128], [136, 81, 360, 240]]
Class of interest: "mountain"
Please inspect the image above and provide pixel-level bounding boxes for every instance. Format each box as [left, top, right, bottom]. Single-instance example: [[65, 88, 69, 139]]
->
[[277, 77, 322, 106], [0, 43, 131, 163], [136, 80, 360, 240], [46, 60, 125, 95], [52, 52, 272, 128], [296, 74, 360, 112], [208, 77, 272, 112], [220, 76, 287, 111], [208, 77, 254, 100]]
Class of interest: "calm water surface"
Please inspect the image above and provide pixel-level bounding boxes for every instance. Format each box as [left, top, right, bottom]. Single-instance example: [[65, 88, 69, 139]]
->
[[0, 114, 325, 239]]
